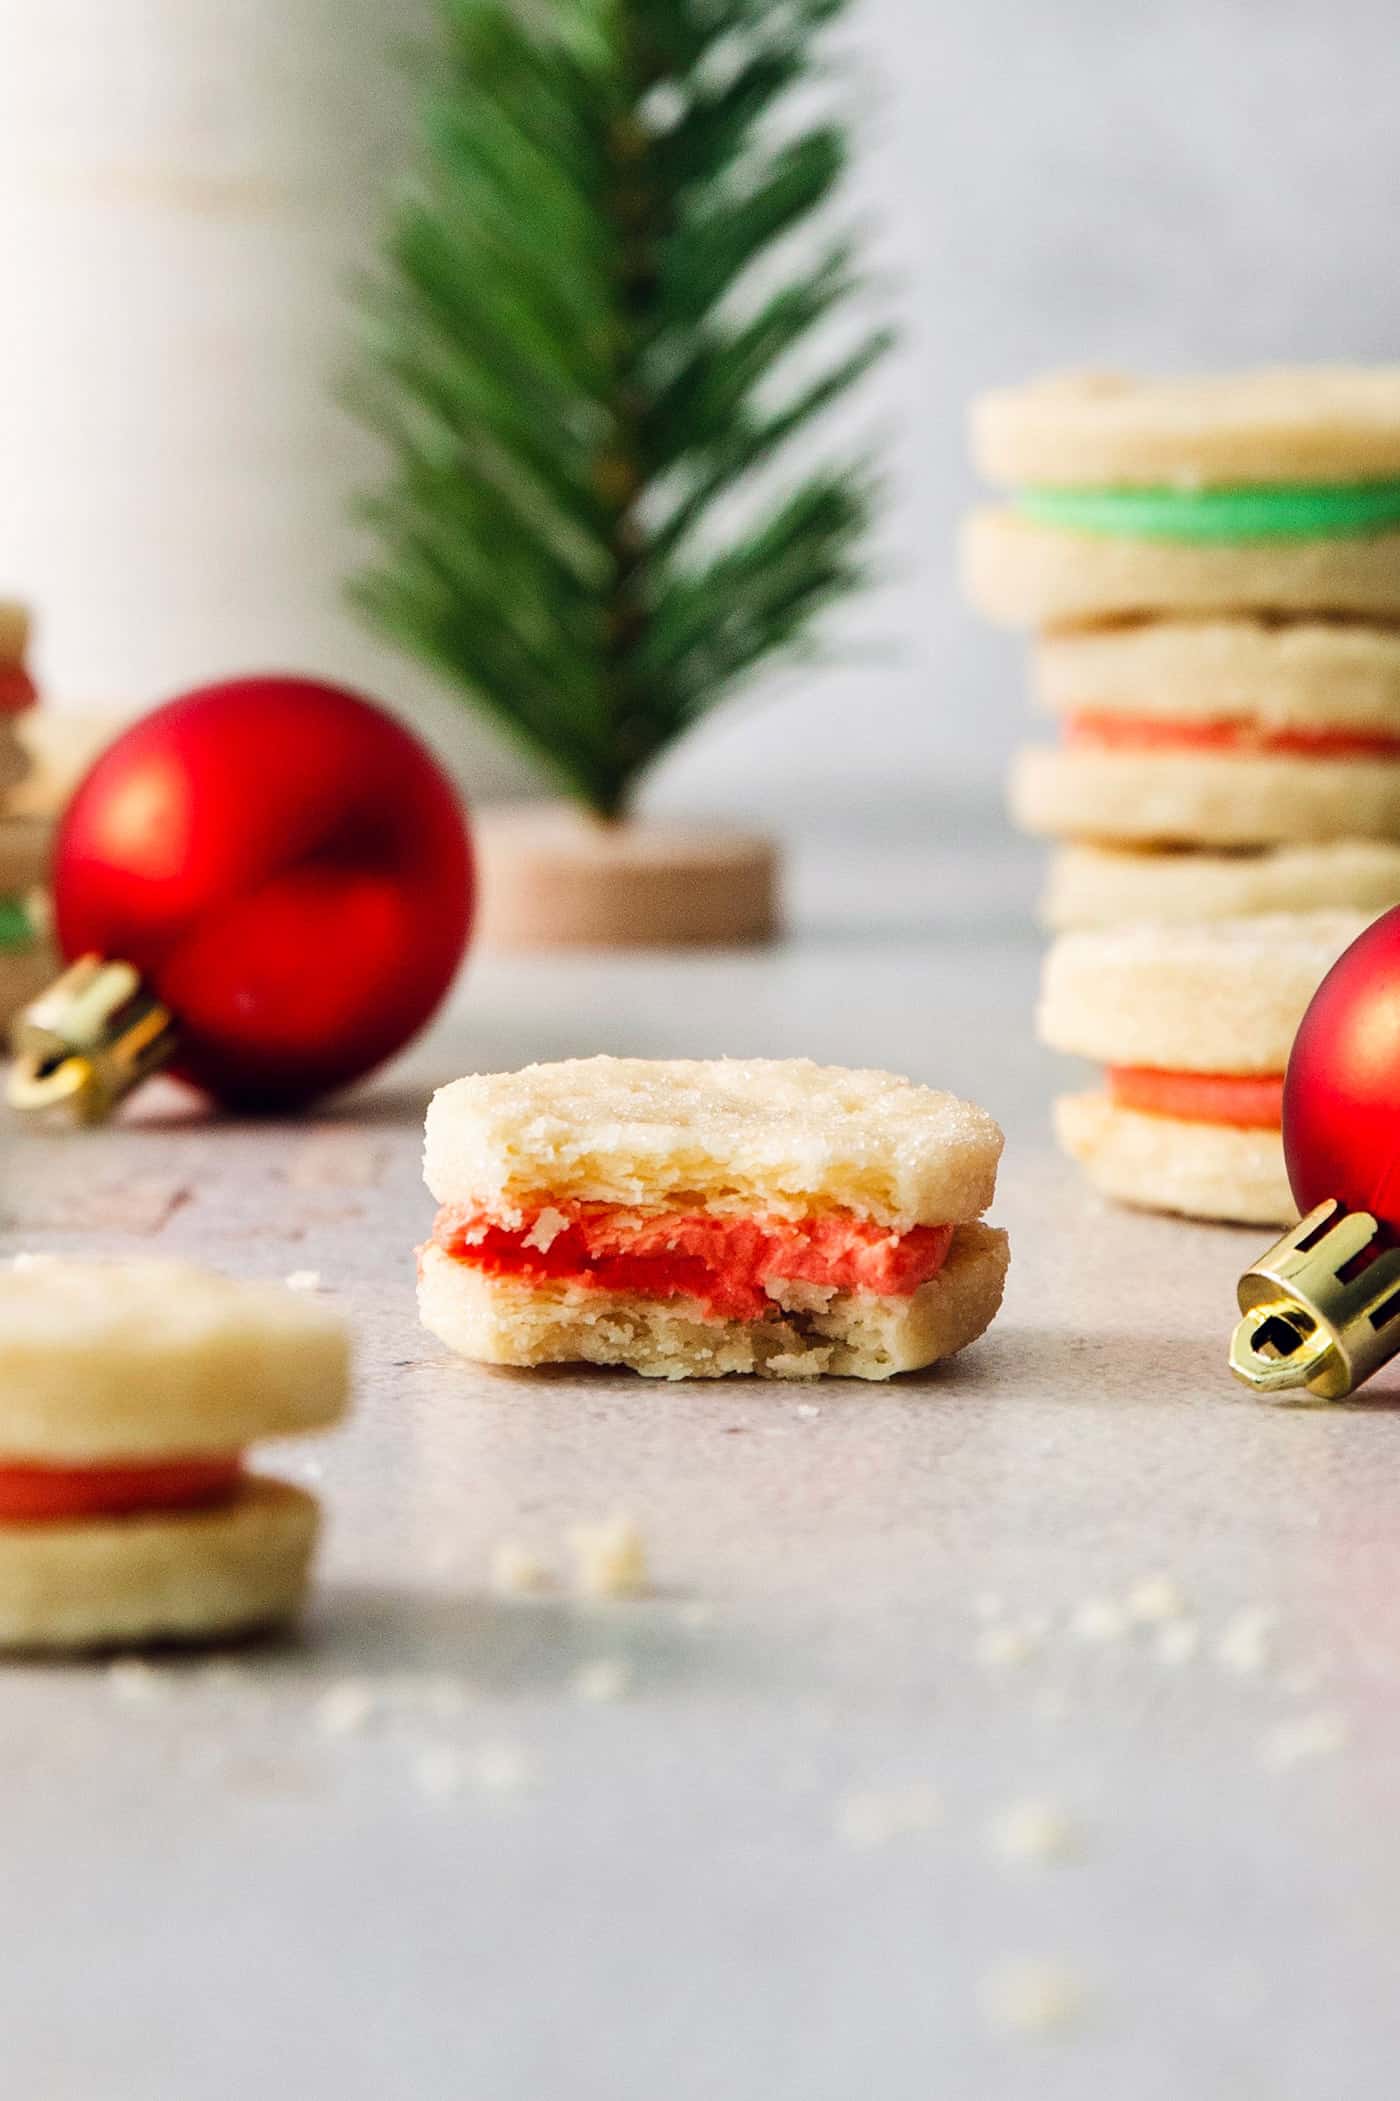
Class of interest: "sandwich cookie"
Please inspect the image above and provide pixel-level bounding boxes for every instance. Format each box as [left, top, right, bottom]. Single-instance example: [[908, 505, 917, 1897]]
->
[[0, 1259, 349, 1648], [419, 1056, 1009, 1380], [1042, 839, 1400, 930], [963, 368, 1400, 627], [1039, 913, 1368, 1224], [1012, 619, 1400, 847]]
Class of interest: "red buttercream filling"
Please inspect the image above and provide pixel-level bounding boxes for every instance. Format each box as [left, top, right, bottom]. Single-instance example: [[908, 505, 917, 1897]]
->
[[1107, 1066, 1284, 1130], [1068, 710, 1400, 760], [433, 1203, 954, 1321], [0, 1454, 244, 1523]]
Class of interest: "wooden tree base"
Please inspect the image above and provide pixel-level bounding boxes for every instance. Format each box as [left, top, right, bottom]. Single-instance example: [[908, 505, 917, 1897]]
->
[[472, 804, 779, 951]]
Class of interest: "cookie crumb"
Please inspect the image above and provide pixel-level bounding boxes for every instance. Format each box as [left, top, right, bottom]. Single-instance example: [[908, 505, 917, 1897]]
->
[[573, 1659, 632, 1703], [106, 1659, 169, 1704], [1217, 1605, 1276, 1676], [284, 1269, 322, 1292], [835, 1781, 941, 1849], [473, 1742, 529, 1793], [490, 1542, 554, 1596], [1127, 1576, 1187, 1624], [978, 1957, 1088, 2036], [976, 1623, 1037, 1670], [794, 1403, 821, 1420], [1069, 1596, 1128, 1643], [315, 1679, 379, 1737], [567, 1515, 649, 1599], [412, 1745, 466, 1801], [1260, 1708, 1351, 1770], [987, 1800, 1080, 1867], [1155, 1620, 1200, 1667]]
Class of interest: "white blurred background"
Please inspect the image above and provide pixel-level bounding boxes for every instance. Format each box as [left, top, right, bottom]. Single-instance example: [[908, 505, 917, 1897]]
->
[[1, 0, 1396, 829]]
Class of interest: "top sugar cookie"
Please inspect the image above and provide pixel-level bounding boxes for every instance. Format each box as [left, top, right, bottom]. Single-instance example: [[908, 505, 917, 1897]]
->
[[972, 368, 1400, 488], [424, 1056, 1003, 1229], [0, 1259, 350, 1459]]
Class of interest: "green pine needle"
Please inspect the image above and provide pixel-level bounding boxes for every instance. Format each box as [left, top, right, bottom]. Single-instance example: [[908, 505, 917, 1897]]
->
[[348, 0, 889, 819]]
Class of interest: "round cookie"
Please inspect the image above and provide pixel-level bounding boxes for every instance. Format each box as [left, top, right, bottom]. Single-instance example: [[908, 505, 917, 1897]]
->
[[0, 1478, 318, 1650], [1010, 745, 1400, 848], [1042, 841, 1400, 930], [971, 367, 1400, 488], [1037, 912, 1367, 1073], [962, 510, 1400, 629], [0, 1259, 349, 1459], [1055, 1093, 1293, 1227], [1034, 619, 1400, 733]]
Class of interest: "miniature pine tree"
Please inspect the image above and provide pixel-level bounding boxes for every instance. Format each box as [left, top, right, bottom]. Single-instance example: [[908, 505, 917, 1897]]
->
[[349, 0, 890, 821]]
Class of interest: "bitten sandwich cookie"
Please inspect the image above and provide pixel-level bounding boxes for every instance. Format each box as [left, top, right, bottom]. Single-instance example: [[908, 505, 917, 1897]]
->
[[419, 1056, 1008, 1380], [1043, 839, 1400, 931], [1011, 618, 1400, 848], [0, 1259, 349, 1648], [1038, 913, 1368, 1224], [963, 368, 1400, 627]]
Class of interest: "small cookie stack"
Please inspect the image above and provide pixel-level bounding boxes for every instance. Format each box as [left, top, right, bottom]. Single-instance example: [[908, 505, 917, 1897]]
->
[[965, 368, 1400, 930], [963, 367, 1400, 1221], [0, 601, 52, 1030]]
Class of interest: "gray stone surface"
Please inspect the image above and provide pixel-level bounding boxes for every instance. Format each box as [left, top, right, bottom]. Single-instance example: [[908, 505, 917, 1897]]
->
[[2, 842, 1397, 2098]]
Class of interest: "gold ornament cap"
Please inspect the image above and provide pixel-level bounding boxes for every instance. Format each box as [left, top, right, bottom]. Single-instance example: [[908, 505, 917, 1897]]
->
[[6, 956, 178, 1124], [1230, 1198, 1400, 1401]]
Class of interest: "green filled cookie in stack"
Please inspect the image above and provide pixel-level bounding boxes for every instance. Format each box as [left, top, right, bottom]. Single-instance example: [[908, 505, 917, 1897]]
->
[[963, 367, 1400, 928], [0, 601, 51, 1029]]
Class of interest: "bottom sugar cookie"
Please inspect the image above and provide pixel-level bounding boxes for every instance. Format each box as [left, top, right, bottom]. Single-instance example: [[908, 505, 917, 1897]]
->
[[419, 1223, 1009, 1382], [0, 1259, 349, 1651], [1055, 1093, 1293, 1227], [0, 1479, 318, 1650], [1043, 840, 1400, 930]]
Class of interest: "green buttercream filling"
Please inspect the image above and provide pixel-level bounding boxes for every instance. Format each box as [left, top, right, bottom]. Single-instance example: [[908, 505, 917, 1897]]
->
[[0, 896, 34, 952], [1015, 480, 1400, 544]]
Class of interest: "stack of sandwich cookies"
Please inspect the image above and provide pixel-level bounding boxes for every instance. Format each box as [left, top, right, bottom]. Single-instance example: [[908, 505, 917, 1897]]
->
[[419, 1056, 1008, 1380], [1039, 913, 1367, 1224], [0, 1259, 349, 1649], [964, 368, 1400, 929]]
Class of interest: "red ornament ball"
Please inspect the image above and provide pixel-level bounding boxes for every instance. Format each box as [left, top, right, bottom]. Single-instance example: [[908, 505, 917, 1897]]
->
[[1285, 904, 1400, 1226], [54, 676, 473, 1110]]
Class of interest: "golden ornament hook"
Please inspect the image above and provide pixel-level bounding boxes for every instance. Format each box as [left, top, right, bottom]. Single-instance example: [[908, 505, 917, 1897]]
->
[[1230, 1199, 1400, 1402], [6, 956, 178, 1125]]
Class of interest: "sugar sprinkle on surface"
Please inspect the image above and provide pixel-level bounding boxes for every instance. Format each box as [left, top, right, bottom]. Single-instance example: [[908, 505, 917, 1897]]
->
[[567, 1515, 649, 1599], [978, 1957, 1089, 2037]]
